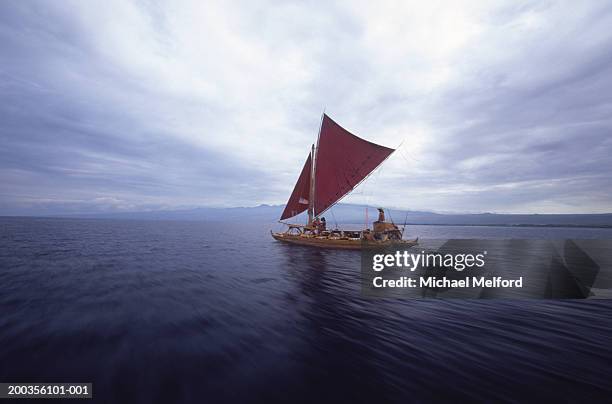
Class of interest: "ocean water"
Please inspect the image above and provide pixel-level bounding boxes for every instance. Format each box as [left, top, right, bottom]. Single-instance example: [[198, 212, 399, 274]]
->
[[1, 217, 611, 403]]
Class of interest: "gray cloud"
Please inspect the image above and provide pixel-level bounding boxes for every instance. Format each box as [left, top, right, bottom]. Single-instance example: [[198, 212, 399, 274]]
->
[[1, 0, 611, 215]]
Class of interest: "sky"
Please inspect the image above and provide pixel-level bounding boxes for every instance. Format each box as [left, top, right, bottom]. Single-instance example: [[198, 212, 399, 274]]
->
[[1, 0, 612, 215]]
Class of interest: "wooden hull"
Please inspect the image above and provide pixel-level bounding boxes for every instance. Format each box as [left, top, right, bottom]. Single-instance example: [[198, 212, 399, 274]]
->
[[271, 232, 418, 250]]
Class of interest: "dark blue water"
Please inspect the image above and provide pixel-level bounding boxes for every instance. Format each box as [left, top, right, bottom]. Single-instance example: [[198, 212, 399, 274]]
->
[[1, 218, 612, 403]]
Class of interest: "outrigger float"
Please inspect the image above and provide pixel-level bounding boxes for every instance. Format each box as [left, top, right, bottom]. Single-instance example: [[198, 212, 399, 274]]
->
[[271, 114, 418, 250]]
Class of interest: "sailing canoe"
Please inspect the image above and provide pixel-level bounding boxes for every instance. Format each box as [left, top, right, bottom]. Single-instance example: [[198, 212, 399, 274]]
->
[[272, 113, 417, 250]]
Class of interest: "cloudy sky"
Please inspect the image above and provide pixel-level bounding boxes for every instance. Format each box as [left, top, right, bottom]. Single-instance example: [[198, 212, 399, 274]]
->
[[1, 0, 611, 215]]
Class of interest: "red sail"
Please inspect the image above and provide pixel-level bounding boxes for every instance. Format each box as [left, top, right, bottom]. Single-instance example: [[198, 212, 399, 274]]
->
[[280, 153, 312, 220], [314, 115, 394, 216]]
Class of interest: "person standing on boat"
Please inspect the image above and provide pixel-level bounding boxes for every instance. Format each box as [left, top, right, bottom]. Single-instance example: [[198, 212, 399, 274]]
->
[[377, 208, 385, 222], [320, 217, 326, 232]]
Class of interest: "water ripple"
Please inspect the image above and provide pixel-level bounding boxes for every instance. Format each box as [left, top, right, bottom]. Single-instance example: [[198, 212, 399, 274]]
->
[[0, 218, 611, 402]]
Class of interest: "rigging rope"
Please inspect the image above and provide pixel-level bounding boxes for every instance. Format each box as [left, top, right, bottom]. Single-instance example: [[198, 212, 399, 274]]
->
[[329, 207, 338, 230]]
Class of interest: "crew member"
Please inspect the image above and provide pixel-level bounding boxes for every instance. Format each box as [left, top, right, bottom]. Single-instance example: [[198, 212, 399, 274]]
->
[[377, 208, 385, 222], [312, 217, 320, 233], [320, 217, 327, 232]]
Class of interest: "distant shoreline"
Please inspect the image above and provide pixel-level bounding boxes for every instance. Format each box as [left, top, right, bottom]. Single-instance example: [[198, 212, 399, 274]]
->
[[2, 215, 612, 229], [404, 222, 612, 229]]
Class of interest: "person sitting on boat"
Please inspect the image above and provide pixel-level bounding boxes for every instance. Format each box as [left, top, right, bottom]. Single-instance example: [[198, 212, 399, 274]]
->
[[312, 217, 321, 234]]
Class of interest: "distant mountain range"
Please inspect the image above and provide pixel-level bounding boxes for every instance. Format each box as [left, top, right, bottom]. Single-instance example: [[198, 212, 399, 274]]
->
[[55, 204, 612, 228]]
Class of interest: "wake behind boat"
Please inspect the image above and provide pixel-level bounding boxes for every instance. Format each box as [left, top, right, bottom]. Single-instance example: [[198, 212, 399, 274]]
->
[[271, 114, 418, 250]]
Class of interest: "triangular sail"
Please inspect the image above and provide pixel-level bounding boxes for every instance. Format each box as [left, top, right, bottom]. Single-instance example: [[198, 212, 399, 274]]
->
[[280, 153, 312, 220], [314, 114, 394, 216]]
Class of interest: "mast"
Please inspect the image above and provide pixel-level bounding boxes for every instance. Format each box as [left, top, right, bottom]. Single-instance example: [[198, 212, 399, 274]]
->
[[308, 112, 325, 225], [308, 143, 315, 225]]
